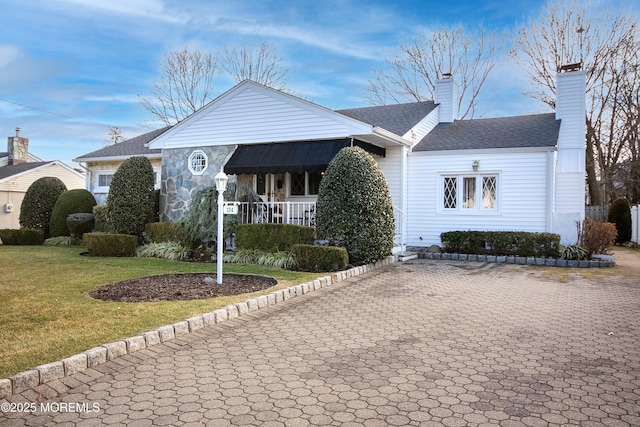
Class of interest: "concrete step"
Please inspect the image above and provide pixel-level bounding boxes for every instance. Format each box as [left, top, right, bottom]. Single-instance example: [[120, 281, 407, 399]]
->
[[398, 252, 418, 262]]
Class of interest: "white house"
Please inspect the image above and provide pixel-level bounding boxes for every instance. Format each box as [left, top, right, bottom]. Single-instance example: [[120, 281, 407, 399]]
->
[[75, 67, 586, 247]]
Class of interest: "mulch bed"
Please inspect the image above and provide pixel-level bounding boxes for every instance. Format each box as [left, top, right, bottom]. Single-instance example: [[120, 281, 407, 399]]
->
[[89, 273, 277, 302]]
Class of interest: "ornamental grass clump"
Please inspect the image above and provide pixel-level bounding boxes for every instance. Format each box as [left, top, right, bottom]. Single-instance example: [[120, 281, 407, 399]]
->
[[136, 242, 191, 261], [315, 147, 395, 266]]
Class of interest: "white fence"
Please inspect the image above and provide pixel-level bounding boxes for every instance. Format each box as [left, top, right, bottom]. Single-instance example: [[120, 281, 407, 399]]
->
[[632, 205, 639, 244]]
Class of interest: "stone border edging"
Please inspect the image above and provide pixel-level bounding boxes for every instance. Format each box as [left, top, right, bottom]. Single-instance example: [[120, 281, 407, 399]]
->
[[0, 256, 397, 400], [418, 252, 615, 268]]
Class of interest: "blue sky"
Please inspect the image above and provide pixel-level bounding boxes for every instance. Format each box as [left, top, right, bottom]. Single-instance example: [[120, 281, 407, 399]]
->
[[0, 0, 621, 166]]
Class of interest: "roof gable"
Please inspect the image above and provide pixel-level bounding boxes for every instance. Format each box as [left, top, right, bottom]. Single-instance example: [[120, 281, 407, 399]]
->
[[148, 80, 375, 150], [413, 113, 560, 152]]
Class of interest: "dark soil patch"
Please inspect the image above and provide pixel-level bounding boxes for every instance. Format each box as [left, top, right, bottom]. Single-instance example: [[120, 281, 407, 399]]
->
[[90, 273, 277, 302]]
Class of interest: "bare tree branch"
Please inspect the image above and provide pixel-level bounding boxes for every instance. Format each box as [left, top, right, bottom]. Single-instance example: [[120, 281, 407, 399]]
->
[[511, 0, 640, 204], [365, 26, 501, 119], [222, 41, 289, 90]]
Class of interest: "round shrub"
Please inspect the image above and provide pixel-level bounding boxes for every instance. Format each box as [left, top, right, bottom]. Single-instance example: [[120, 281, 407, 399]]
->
[[607, 198, 632, 243], [19, 176, 67, 238], [106, 156, 155, 237], [67, 213, 95, 239], [49, 189, 97, 237], [315, 146, 395, 266]]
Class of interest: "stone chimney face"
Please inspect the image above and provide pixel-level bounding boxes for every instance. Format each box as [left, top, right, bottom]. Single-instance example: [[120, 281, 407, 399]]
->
[[8, 133, 29, 165]]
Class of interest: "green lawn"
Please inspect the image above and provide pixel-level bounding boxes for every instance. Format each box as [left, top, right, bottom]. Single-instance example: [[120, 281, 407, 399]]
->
[[0, 246, 322, 378]]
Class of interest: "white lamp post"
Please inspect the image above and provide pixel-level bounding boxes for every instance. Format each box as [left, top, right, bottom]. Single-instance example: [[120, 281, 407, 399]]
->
[[214, 170, 228, 285]]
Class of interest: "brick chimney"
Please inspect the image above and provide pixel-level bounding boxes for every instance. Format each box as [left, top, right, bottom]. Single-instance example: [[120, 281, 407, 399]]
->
[[7, 127, 29, 165]]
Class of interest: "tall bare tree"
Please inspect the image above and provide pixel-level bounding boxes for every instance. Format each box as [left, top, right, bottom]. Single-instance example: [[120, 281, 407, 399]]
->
[[222, 41, 289, 90], [511, 0, 640, 205], [139, 47, 221, 126], [140, 43, 290, 126], [365, 26, 501, 119]]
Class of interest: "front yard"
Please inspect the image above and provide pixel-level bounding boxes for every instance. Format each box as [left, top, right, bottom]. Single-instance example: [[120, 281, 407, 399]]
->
[[0, 246, 322, 378]]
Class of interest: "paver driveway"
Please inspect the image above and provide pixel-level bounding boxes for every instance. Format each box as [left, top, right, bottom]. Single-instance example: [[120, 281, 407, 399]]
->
[[2, 259, 640, 426]]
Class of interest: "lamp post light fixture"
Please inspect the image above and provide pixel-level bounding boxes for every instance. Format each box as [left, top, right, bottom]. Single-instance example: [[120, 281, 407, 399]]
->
[[215, 170, 228, 285], [472, 160, 479, 172]]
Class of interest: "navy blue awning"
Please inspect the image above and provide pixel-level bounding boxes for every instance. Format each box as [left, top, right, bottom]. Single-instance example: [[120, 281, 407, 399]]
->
[[224, 138, 385, 175]]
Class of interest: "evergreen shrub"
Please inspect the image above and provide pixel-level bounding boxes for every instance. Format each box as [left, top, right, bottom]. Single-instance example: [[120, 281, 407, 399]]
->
[[440, 231, 561, 258], [235, 224, 314, 252], [607, 198, 632, 243], [106, 156, 155, 237], [49, 189, 97, 237], [292, 244, 348, 272], [0, 228, 44, 245], [83, 232, 138, 257], [19, 177, 67, 237], [315, 147, 395, 266], [145, 222, 189, 244], [92, 204, 108, 232]]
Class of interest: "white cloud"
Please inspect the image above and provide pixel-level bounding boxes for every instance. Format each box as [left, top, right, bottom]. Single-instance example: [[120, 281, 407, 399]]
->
[[52, 0, 187, 23], [0, 44, 23, 69], [85, 94, 140, 104]]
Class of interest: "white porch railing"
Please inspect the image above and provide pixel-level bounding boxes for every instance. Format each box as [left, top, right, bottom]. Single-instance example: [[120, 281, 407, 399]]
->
[[237, 201, 316, 227], [393, 204, 406, 253]]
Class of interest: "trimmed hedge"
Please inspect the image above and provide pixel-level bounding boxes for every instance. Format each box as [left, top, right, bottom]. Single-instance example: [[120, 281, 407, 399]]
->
[[0, 229, 44, 245], [49, 189, 97, 237], [236, 224, 314, 252], [145, 222, 189, 244], [93, 204, 108, 232], [440, 231, 561, 258], [292, 244, 348, 272], [83, 232, 138, 257]]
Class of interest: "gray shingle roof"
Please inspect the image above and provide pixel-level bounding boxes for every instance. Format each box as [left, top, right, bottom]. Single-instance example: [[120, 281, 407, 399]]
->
[[336, 101, 437, 136], [74, 126, 171, 160], [0, 152, 8, 158], [413, 113, 560, 151], [0, 162, 51, 180]]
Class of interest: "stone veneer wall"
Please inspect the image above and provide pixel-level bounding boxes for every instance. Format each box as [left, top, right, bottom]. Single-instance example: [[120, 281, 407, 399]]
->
[[160, 146, 237, 222]]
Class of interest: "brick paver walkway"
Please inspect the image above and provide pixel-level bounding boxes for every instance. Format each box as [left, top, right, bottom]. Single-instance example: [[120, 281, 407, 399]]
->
[[2, 259, 639, 426]]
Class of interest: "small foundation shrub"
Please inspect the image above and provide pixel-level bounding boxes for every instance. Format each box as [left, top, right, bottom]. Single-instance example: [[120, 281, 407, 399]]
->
[[83, 232, 138, 257], [145, 222, 189, 244], [236, 224, 314, 252], [440, 231, 561, 258], [0, 229, 44, 245], [292, 244, 348, 272]]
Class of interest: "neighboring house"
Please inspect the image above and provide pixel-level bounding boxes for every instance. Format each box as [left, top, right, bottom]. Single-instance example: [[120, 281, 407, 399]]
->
[[76, 67, 586, 247], [73, 126, 170, 204], [0, 129, 86, 229]]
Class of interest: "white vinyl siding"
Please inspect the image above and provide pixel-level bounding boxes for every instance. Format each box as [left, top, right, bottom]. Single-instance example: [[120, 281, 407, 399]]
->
[[376, 145, 403, 207], [152, 83, 372, 149], [407, 151, 551, 246]]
